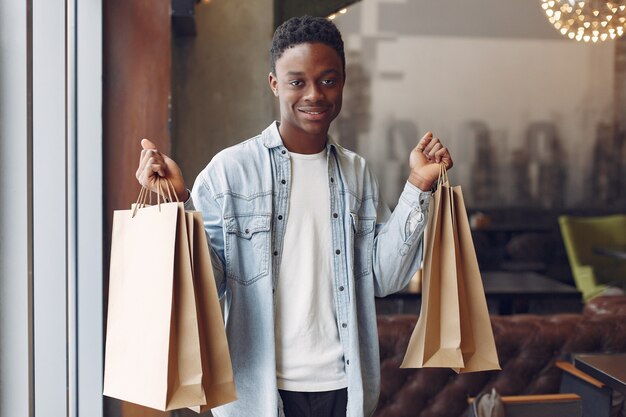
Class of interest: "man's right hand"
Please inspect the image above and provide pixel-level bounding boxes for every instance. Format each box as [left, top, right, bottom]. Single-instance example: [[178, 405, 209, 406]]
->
[[135, 138, 189, 201]]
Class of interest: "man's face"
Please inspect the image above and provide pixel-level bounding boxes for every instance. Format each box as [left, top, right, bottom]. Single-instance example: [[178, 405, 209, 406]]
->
[[269, 42, 344, 144]]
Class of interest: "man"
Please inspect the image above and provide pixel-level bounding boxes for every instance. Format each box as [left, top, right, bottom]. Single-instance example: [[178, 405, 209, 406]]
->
[[137, 15, 453, 417]]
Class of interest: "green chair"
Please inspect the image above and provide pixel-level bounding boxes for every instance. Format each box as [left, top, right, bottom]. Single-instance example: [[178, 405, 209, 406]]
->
[[558, 215, 626, 301]]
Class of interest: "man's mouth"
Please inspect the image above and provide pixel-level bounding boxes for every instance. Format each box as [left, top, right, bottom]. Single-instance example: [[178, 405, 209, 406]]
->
[[299, 108, 328, 114]]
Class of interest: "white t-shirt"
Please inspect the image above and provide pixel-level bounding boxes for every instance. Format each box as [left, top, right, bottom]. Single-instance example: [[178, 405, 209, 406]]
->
[[275, 149, 347, 392]]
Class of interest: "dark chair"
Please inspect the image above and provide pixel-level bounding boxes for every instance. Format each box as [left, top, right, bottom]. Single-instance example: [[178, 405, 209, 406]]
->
[[557, 361, 612, 417]]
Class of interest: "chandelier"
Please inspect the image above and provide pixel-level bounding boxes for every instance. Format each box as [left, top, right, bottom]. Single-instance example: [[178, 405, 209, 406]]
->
[[541, 0, 626, 42]]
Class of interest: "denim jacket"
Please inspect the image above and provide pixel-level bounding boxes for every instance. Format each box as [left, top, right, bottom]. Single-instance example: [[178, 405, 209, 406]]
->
[[186, 122, 430, 417]]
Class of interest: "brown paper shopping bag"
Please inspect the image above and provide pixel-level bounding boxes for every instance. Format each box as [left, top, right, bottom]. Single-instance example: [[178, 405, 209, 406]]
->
[[402, 165, 500, 373], [104, 197, 206, 410], [452, 187, 500, 373], [105, 178, 237, 412], [185, 210, 237, 412], [401, 165, 464, 369]]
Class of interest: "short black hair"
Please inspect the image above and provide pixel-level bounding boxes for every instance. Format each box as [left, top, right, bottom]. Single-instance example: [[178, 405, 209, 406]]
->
[[270, 15, 345, 75]]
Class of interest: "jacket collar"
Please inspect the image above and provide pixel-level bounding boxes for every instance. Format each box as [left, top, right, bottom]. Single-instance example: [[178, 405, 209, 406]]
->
[[262, 121, 339, 155]]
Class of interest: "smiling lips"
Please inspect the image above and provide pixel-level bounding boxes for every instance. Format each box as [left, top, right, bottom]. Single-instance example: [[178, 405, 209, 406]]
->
[[298, 106, 330, 120]]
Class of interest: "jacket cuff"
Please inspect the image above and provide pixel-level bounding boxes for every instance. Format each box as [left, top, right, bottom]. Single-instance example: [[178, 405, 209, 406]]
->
[[183, 190, 195, 211], [399, 181, 431, 212]]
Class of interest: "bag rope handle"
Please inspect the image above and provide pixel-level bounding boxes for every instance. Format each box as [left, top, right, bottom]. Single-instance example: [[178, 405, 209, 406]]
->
[[437, 162, 449, 187], [131, 177, 180, 218]]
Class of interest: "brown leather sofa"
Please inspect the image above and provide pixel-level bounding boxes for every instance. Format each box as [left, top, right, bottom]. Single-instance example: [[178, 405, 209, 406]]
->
[[375, 296, 626, 417]]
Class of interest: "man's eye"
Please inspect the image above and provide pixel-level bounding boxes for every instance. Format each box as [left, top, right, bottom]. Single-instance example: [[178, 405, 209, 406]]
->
[[289, 80, 303, 87], [321, 79, 335, 86]]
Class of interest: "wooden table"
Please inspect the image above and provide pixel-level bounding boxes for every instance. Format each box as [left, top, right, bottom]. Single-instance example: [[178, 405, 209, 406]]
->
[[381, 271, 581, 315], [575, 353, 626, 395]]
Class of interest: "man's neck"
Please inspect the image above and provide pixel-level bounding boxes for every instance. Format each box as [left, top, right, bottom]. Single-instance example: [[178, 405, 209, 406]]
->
[[278, 125, 328, 154]]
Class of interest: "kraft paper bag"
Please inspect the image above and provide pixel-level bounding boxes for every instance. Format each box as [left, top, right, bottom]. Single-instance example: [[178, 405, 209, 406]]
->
[[401, 166, 464, 369], [104, 200, 205, 411], [185, 211, 237, 412], [451, 186, 500, 373], [401, 165, 500, 373]]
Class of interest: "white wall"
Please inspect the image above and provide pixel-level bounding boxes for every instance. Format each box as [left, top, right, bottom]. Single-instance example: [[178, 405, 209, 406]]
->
[[333, 0, 617, 208], [369, 36, 613, 206]]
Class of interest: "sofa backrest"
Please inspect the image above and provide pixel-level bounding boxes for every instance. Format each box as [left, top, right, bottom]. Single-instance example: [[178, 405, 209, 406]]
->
[[376, 313, 626, 417]]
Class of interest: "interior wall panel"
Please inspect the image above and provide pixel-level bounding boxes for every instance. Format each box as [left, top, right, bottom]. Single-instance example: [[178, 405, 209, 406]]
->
[[103, 1, 172, 413]]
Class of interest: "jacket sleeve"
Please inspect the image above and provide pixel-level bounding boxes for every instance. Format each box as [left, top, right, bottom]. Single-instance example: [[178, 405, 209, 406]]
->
[[371, 180, 431, 297], [186, 173, 228, 299]]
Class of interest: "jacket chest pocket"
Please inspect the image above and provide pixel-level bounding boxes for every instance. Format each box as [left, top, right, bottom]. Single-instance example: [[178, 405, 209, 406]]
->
[[224, 215, 271, 285], [350, 213, 376, 279]]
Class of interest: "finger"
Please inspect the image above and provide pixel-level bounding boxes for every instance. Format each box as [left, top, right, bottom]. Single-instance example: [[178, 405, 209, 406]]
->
[[137, 145, 162, 177], [141, 138, 157, 150], [138, 149, 159, 172], [144, 149, 162, 161], [434, 148, 453, 168], [424, 137, 441, 155], [137, 152, 164, 189], [427, 142, 443, 158], [138, 168, 163, 190], [141, 141, 171, 170], [138, 156, 164, 182], [415, 132, 433, 152], [433, 146, 447, 163], [138, 148, 153, 169], [137, 151, 149, 179], [147, 156, 166, 177]]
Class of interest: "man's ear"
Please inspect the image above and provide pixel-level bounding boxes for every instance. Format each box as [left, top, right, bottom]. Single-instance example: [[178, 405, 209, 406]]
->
[[268, 72, 279, 97]]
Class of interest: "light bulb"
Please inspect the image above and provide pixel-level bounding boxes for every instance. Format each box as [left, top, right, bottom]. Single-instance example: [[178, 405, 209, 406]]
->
[[542, 0, 626, 42]]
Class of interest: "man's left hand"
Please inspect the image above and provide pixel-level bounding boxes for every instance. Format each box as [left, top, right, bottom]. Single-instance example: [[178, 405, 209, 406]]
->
[[407, 132, 453, 192]]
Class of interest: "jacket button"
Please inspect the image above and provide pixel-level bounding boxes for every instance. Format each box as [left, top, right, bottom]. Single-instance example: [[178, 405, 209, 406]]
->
[[420, 199, 424, 204], [281, 179, 286, 184], [281, 150, 286, 155], [278, 215, 283, 220], [346, 360, 350, 365], [339, 286, 344, 291], [245, 229, 249, 234], [330, 177, 334, 183], [333, 213, 338, 218], [273, 251, 278, 256], [342, 323, 347, 328], [335, 249, 341, 255]]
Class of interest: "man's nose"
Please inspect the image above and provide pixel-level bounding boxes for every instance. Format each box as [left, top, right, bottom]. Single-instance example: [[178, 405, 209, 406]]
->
[[304, 83, 324, 101]]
